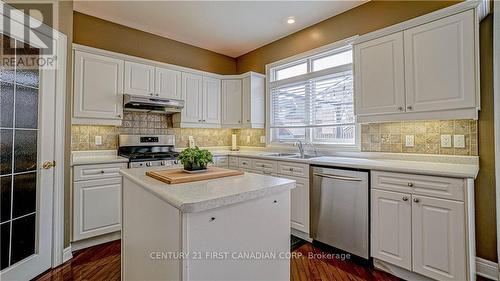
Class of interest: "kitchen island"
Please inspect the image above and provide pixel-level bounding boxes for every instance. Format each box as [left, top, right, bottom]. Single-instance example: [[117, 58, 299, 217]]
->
[[120, 168, 295, 281]]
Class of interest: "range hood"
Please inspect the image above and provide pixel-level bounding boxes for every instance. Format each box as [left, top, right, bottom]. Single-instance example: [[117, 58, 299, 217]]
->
[[123, 94, 184, 114]]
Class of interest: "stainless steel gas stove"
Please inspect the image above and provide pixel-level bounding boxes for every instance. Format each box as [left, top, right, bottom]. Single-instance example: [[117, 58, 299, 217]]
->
[[118, 135, 182, 169]]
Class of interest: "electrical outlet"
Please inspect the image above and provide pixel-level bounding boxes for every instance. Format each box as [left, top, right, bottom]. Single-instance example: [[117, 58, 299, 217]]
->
[[441, 135, 452, 148], [405, 135, 414, 147], [454, 135, 465, 148], [95, 136, 102, 146], [246, 136, 251, 143], [260, 136, 266, 144]]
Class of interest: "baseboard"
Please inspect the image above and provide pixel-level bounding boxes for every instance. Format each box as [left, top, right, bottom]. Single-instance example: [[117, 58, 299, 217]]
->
[[62, 246, 72, 263], [476, 257, 499, 280], [291, 228, 312, 242], [71, 231, 121, 252]]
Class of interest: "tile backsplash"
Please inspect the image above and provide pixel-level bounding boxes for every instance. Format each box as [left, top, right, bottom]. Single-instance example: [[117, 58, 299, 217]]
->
[[360, 120, 478, 156], [71, 112, 266, 151]]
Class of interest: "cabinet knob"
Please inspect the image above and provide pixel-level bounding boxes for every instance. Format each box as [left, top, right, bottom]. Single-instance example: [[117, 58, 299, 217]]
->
[[238, 121, 241, 123], [402, 196, 408, 201], [209, 217, 216, 222], [408, 182, 413, 187], [247, 120, 250, 122], [118, 114, 122, 118], [100, 170, 105, 173], [289, 168, 293, 171], [398, 106, 404, 111], [273, 200, 277, 203], [413, 198, 420, 203], [198, 120, 202, 122], [407, 106, 413, 111]]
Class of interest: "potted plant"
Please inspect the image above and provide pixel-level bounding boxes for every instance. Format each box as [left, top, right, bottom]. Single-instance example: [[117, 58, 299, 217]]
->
[[177, 146, 214, 172]]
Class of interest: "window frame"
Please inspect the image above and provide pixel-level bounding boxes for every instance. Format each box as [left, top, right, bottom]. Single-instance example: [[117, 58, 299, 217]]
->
[[265, 37, 360, 150]]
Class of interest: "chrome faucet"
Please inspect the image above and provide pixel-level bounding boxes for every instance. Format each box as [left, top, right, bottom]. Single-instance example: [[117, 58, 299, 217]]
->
[[294, 140, 305, 158]]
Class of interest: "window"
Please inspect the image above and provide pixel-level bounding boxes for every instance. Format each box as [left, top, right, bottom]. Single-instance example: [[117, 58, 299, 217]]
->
[[268, 45, 355, 146]]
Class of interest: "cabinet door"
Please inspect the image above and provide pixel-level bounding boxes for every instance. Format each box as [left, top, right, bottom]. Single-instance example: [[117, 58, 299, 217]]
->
[[73, 177, 122, 241], [155, 67, 182, 99], [222, 79, 242, 126], [73, 51, 124, 121], [242, 76, 252, 125], [412, 195, 466, 281], [354, 32, 405, 115], [181, 72, 203, 123], [124, 61, 155, 96], [371, 189, 412, 270], [404, 10, 475, 112], [202, 77, 221, 125], [281, 175, 309, 234]]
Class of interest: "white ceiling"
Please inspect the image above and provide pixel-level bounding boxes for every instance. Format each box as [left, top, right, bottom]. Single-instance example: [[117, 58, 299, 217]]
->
[[73, 1, 367, 57]]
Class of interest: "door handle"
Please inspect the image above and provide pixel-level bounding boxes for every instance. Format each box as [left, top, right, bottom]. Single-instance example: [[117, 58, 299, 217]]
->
[[42, 160, 56, 169], [313, 173, 363, 182]]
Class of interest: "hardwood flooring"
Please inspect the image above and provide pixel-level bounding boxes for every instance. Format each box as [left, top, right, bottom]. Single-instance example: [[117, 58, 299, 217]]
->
[[34, 239, 480, 281]]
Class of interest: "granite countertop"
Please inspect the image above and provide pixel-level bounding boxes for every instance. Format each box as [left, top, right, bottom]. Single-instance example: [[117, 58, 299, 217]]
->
[[71, 150, 128, 166], [209, 150, 479, 179], [120, 167, 295, 213]]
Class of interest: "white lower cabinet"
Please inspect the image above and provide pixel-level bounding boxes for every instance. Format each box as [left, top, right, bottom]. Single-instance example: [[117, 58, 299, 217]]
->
[[281, 175, 309, 234], [371, 171, 473, 281], [371, 189, 412, 270], [412, 195, 466, 281], [72, 163, 126, 241]]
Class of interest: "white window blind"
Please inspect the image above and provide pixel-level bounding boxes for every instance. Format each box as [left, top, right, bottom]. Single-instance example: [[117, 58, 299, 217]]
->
[[268, 46, 355, 145]]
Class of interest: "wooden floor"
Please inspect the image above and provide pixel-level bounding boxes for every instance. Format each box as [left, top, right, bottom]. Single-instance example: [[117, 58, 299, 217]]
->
[[31, 240, 417, 281]]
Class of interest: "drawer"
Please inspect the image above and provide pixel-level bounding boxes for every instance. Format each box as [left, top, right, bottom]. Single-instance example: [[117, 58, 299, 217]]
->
[[74, 163, 127, 181], [278, 161, 309, 178], [253, 159, 277, 173], [215, 156, 229, 167], [371, 171, 464, 201], [238, 157, 254, 169], [229, 156, 239, 167]]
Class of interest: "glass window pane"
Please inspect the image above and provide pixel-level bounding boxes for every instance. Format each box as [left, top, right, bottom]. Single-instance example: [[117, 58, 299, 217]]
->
[[1, 82, 14, 127], [12, 172, 36, 218], [275, 63, 307, 81], [15, 85, 38, 129], [273, 128, 306, 142], [13, 130, 37, 173], [10, 214, 36, 265], [313, 125, 355, 144], [1, 176, 12, 223], [1, 222, 10, 270], [312, 50, 352, 71], [1, 129, 13, 175]]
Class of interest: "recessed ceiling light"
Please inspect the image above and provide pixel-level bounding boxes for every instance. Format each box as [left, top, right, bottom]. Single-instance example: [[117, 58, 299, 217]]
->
[[287, 17, 296, 24]]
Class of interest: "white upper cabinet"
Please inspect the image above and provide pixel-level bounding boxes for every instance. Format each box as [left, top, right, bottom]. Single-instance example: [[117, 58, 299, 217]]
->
[[354, 33, 405, 116], [202, 77, 221, 125], [242, 73, 265, 128], [73, 50, 124, 125], [412, 195, 466, 281], [124, 61, 155, 96], [221, 79, 243, 127], [155, 67, 182, 99], [354, 9, 478, 122], [180, 72, 203, 124], [404, 10, 475, 113]]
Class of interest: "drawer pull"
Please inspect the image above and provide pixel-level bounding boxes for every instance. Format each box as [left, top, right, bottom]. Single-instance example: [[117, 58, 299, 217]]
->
[[402, 196, 408, 201], [413, 198, 420, 203], [289, 168, 293, 171], [101, 170, 105, 174], [408, 182, 414, 187]]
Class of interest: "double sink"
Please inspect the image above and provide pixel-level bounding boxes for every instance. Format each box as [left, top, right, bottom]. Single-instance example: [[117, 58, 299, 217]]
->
[[258, 152, 318, 160]]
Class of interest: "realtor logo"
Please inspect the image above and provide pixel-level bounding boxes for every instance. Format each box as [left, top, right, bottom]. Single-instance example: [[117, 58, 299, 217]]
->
[[2, 1, 57, 68]]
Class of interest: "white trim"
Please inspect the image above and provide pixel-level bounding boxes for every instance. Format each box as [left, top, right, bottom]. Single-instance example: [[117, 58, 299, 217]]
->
[[476, 257, 499, 280], [494, 0, 500, 274], [62, 246, 72, 263], [51, 33, 67, 268], [71, 231, 121, 252], [352, 1, 480, 45]]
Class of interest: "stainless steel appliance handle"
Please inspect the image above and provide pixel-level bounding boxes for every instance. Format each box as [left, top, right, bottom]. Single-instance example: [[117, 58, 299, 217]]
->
[[313, 173, 363, 182]]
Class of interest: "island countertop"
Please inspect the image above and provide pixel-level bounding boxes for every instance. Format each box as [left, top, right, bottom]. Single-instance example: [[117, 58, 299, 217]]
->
[[120, 168, 295, 213]]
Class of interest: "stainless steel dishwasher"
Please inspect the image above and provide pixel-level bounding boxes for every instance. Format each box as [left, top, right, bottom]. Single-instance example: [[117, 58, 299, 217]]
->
[[311, 166, 369, 259]]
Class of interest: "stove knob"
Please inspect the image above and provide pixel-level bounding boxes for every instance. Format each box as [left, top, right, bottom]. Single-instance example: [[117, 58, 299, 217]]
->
[[160, 161, 166, 166], [146, 162, 152, 167], [174, 160, 179, 165]]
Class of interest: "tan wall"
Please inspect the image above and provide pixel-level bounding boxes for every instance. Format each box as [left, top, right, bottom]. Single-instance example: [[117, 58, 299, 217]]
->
[[73, 11, 236, 75], [236, 1, 459, 74]]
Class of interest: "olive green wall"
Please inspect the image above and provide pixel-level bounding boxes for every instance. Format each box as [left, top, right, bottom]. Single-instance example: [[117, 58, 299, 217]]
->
[[73, 11, 236, 75]]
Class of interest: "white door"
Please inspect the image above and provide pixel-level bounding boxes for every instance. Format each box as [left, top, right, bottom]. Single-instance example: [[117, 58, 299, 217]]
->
[[284, 175, 309, 234], [155, 67, 182, 100], [124, 61, 155, 96], [181, 73, 203, 124], [354, 32, 405, 115], [221, 79, 242, 127], [412, 195, 466, 281], [202, 77, 221, 125], [0, 34, 56, 280], [371, 189, 412, 270], [404, 10, 475, 113], [73, 50, 123, 120]]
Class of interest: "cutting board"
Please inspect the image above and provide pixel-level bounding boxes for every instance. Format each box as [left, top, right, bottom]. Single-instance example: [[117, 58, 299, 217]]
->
[[146, 167, 244, 184]]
